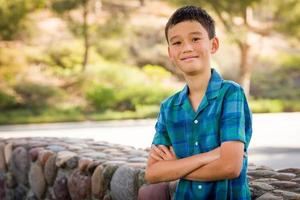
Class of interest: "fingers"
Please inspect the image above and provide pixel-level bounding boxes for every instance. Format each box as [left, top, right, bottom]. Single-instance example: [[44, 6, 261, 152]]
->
[[150, 152, 163, 161], [158, 145, 172, 157], [150, 145, 177, 161], [152, 145, 165, 158]]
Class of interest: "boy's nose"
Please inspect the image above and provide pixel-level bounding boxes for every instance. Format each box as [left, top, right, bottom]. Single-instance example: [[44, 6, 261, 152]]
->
[[182, 42, 193, 53]]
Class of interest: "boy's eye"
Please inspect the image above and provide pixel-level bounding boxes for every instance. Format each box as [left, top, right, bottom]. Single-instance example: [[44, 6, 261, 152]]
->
[[192, 37, 201, 42], [171, 41, 181, 46]]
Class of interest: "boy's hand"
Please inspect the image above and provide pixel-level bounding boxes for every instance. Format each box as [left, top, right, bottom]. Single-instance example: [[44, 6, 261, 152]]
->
[[150, 145, 177, 161]]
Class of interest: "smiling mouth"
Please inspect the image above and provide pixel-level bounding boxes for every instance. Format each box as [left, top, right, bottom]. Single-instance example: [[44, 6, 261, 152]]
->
[[180, 56, 199, 61]]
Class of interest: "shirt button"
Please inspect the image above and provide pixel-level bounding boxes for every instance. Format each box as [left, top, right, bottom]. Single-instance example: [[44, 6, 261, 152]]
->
[[194, 120, 198, 124], [195, 141, 198, 146], [198, 185, 202, 189]]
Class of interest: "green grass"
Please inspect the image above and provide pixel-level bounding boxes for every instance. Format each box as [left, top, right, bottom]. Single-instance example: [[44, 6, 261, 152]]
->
[[0, 105, 160, 125], [1, 100, 299, 125], [249, 99, 300, 113]]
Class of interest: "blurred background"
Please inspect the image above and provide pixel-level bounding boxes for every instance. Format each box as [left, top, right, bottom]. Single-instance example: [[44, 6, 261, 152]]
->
[[0, 0, 299, 169]]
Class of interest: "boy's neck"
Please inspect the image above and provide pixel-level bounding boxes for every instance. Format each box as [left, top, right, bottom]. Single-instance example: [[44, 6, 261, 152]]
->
[[185, 67, 211, 97]]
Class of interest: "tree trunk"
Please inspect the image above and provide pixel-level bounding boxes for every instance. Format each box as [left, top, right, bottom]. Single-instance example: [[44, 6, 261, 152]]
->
[[237, 41, 251, 97], [139, 0, 145, 6], [82, 1, 89, 72]]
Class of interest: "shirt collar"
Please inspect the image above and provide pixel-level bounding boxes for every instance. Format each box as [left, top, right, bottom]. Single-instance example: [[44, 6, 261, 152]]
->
[[175, 68, 223, 106]]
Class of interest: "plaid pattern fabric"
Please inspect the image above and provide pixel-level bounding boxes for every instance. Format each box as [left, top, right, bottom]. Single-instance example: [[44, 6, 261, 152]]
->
[[152, 68, 252, 200]]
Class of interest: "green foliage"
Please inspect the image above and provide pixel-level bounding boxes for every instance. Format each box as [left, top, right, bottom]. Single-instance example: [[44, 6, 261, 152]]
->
[[14, 82, 63, 108], [0, 0, 45, 40], [95, 39, 129, 62], [86, 84, 117, 111], [249, 99, 300, 113], [0, 47, 27, 83], [85, 62, 174, 112], [274, 0, 300, 39], [251, 54, 300, 100], [0, 90, 18, 109], [142, 64, 172, 81], [39, 43, 83, 76], [0, 107, 84, 125], [86, 83, 173, 112], [51, 0, 83, 13]]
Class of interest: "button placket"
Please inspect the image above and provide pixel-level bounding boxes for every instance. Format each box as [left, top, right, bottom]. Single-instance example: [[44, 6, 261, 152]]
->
[[193, 118, 200, 153]]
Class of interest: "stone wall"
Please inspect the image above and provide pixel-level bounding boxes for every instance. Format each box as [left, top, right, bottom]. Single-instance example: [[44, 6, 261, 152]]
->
[[0, 137, 299, 200]]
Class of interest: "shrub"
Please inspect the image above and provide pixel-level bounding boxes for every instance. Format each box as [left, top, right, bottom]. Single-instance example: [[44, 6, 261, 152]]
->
[[38, 42, 83, 76], [86, 84, 118, 111], [14, 82, 63, 108], [0, 90, 18, 109]]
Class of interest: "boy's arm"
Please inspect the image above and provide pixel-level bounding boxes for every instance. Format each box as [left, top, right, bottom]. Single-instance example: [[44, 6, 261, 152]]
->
[[184, 141, 244, 181], [145, 145, 220, 184]]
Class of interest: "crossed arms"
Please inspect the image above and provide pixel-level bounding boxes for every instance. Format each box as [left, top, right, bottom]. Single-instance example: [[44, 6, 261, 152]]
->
[[145, 141, 244, 184]]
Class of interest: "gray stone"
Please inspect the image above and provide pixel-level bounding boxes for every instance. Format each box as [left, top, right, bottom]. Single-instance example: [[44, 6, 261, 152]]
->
[[29, 147, 44, 162], [14, 184, 28, 200], [126, 162, 147, 169], [0, 172, 5, 200], [46, 145, 66, 153], [292, 177, 300, 184], [53, 176, 71, 200], [127, 157, 148, 163], [56, 151, 77, 167], [78, 157, 93, 172], [249, 181, 274, 191], [256, 165, 275, 171], [66, 156, 79, 169], [44, 154, 58, 186], [273, 189, 300, 199], [4, 143, 12, 164], [102, 165, 119, 194], [137, 170, 147, 189], [10, 146, 30, 185], [0, 143, 6, 172], [68, 169, 91, 200], [5, 172, 16, 188], [81, 152, 107, 160], [87, 160, 104, 175], [269, 180, 299, 189], [247, 170, 278, 178], [277, 168, 300, 176], [271, 172, 297, 181], [256, 193, 283, 200], [110, 166, 139, 200], [29, 163, 46, 199], [103, 160, 126, 167], [254, 178, 278, 183], [91, 165, 105, 199], [38, 150, 54, 166]]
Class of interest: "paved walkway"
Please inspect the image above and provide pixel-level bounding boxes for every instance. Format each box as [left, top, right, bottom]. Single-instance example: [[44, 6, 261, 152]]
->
[[1, 112, 300, 169]]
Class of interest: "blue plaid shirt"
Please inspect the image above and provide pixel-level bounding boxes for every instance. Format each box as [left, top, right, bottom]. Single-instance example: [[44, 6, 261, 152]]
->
[[152, 68, 252, 200]]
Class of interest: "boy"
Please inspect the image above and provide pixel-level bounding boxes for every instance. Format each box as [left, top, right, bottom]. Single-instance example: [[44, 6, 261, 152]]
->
[[140, 5, 252, 200]]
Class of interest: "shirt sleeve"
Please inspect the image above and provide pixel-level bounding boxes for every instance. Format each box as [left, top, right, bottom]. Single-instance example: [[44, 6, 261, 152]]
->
[[220, 86, 246, 144], [152, 103, 171, 146]]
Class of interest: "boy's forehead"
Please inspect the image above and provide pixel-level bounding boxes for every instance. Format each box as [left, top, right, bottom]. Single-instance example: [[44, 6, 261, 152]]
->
[[168, 20, 208, 40]]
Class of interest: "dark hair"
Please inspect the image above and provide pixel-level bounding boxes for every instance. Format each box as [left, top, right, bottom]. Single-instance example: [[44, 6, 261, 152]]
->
[[165, 5, 216, 42]]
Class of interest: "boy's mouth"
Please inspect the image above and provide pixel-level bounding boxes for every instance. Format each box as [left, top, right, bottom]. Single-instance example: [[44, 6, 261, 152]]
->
[[180, 56, 199, 61]]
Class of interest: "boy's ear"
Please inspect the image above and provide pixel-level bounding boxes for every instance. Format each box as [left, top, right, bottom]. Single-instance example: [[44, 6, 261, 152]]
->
[[210, 37, 219, 54]]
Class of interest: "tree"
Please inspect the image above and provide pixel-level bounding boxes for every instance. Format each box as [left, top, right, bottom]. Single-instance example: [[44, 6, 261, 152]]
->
[[51, 0, 98, 72], [0, 0, 45, 40], [166, 0, 299, 97]]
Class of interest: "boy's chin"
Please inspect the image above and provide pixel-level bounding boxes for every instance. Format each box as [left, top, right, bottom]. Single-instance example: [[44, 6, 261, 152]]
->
[[179, 67, 208, 76]]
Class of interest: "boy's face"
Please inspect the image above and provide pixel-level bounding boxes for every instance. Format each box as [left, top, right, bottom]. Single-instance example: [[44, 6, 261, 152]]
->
[[167, 20, 218, 76]]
